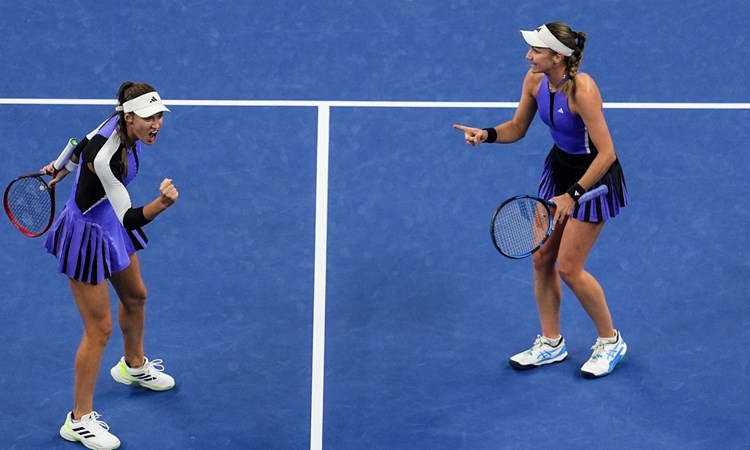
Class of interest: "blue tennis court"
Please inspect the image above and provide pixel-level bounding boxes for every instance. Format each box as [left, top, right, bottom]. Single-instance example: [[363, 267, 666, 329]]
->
[[0, 1, 748, 449]]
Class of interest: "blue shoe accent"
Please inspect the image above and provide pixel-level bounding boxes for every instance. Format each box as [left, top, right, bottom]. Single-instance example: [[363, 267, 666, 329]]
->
[[581, 331, 627, 378]]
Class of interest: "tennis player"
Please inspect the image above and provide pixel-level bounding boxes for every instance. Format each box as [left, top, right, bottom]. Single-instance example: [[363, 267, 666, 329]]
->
[[454, 22, 629, 378], [41, 81, 177, 449]]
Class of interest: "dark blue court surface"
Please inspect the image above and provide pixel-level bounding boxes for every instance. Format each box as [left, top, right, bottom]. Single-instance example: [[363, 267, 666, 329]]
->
[[1, 2, 748, 449]]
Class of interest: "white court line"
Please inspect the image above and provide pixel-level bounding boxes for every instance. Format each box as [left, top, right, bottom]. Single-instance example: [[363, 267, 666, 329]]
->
[[5, 96, 746, 450], [310, 105, 329, 450], [0, 98, 749, 109]]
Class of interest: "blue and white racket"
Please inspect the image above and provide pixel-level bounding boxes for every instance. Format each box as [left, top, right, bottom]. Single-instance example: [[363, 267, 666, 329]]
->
[[490, 185, 608, 259]]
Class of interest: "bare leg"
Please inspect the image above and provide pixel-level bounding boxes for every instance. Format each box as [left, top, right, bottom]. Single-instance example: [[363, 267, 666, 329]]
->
[[556, 219, 615, 338], [68, 279, 112, 419], [110, 253, 148, 368], [531, 221, 566, 338]]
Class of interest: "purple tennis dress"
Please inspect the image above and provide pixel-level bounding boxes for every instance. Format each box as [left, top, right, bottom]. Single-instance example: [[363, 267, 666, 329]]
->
[[535, 74, 629, 222], [45, 116, 149, 285]]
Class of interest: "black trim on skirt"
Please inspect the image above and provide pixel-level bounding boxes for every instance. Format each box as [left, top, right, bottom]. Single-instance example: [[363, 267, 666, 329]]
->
[[541, 145, 630, 222]]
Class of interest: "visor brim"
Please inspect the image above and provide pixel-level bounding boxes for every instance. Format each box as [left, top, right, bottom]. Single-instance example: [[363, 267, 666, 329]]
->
[[520, 29, 549, 49], [133, 103, 170, 118]]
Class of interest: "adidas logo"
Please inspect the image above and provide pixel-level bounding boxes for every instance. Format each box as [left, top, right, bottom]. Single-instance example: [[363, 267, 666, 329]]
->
[[149, 96, 158, 103], [133, 372, 157, 382], [71, 425, 96, 438], [557, 108, 564, 114]]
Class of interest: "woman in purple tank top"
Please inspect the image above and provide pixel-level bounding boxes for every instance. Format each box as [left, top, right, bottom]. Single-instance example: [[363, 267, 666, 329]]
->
[[454, 22, 629, 379]]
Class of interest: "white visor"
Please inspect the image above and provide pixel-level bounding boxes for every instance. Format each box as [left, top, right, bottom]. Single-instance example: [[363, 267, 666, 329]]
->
[[520, 25, 574, 57], [121, 91, 170, 118]]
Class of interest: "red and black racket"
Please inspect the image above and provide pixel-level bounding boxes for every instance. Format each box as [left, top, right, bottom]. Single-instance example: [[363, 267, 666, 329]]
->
[[4, 138, 78, 237], [3, 173, 56, 237]]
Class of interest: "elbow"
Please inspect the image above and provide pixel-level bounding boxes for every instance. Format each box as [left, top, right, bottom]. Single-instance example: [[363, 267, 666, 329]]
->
[[505, 124, 528, 143], [603, 150, 617, 166], [515, 120, 534, 141], [595, 145, 617, 167]]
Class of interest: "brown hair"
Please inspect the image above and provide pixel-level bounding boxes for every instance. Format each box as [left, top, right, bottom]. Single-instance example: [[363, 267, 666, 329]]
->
[[114, 81, 157, 177], [545, 22, 586, 98]]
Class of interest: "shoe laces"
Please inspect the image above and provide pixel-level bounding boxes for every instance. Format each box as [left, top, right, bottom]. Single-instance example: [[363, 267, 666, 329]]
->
[[527, 335, 546, 354], [144, 358, 166, 375], [589, 337, 616, 361], [80, 411, 111, 432]]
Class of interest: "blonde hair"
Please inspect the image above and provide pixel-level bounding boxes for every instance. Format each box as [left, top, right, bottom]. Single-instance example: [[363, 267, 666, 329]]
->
[[545, 22, 586, 98]]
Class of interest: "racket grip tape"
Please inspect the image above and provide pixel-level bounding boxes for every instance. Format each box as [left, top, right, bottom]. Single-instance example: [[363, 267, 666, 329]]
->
[[578, 185, 608, 204], [52, 138, 79, 171]]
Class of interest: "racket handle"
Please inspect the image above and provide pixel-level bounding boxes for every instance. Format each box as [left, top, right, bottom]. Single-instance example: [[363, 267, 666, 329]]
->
[[52, 138, 79, 171], [578, 184, 608, 203]]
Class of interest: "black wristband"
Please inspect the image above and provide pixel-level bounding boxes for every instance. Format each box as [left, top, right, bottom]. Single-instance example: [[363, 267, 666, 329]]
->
[[566, 183, 585, 202], [122, 206, 152, 230], [482, 127, 497, 143]]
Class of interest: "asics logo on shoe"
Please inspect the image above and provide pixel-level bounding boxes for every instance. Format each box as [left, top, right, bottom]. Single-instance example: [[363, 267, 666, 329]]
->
[[537, 346, 565, 361]]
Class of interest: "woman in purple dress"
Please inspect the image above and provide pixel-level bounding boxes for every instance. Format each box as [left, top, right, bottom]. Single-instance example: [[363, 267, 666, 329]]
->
[[42, 81, 179, 449], [454, 22, 629, 379]]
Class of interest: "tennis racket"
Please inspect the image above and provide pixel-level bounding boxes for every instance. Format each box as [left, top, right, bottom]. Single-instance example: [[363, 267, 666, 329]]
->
[[490, 185, 609, 259], [3, 138, 78, 238], [3, 173, 55, 237]]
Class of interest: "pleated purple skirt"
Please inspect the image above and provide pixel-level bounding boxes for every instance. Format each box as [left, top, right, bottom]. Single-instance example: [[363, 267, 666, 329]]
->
[[45, 201, 147, 285], [538, 146, 629, 223]]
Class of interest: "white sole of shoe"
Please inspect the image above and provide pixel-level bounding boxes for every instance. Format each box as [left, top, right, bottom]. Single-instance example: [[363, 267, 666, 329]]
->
[[110, 365, 136, 386], [509, 352, 568, 370], [60, 423, 120, 450]]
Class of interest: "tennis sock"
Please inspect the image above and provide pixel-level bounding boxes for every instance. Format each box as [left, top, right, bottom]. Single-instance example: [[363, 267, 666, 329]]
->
[[125, 357, 146, 369], [599, 331, 618, 344], [543, 335, 562, 347]]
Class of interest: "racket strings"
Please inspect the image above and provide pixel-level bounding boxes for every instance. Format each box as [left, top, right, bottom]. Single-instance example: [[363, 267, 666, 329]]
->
[[5, 177, 52, 234], [492, 198, 550, 257]]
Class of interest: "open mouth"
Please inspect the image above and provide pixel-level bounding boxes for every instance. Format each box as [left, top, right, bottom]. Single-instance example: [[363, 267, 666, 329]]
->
[[141, 130, 159, 144]]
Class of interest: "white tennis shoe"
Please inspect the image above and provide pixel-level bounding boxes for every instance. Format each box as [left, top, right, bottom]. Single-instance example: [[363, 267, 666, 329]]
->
[[110, 356, 175, 391], [509, 335, 568, 369], [580, 330, 627, 378], [60, 411, 120, 450]]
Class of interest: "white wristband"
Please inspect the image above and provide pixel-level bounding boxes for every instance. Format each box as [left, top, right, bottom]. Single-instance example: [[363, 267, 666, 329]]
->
[[64, 159, 79, 172]]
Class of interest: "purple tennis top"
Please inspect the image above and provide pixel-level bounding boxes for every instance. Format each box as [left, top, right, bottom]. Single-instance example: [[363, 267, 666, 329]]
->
[[535, 74, 596, 155]]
